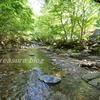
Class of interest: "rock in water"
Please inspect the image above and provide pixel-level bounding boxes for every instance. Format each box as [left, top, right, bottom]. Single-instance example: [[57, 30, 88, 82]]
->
[[29, 54, 35, 56], [39, 75, 61, 84], [96, 61, 100, 68], [80, 61, 96, 68]]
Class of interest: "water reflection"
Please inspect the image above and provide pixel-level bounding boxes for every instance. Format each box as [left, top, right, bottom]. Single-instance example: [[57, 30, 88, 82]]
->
[[0, 48, 60, 99], [0, 48, 100, 100]]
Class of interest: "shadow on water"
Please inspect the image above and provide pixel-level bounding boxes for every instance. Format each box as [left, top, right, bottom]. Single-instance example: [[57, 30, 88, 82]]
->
[[0, 48, 100, 100]]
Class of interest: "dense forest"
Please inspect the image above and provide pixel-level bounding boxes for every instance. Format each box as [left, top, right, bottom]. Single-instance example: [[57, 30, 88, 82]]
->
[[0, 0, 34, 48], [0, 0, 100, 52]]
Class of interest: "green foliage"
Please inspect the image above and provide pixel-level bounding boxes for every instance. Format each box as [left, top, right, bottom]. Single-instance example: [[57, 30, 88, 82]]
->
[[0, 0, 34, 47], [34, 0, 99, 44], [95, 7, 100, 27]]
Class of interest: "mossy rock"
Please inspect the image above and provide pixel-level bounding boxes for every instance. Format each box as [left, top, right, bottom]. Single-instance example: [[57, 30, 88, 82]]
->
[[0, 49, 7, 54], [91, 47, 100, 55]]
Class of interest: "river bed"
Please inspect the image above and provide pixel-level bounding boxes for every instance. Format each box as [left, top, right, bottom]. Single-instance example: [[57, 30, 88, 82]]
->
[[0, 47, 100, 100]]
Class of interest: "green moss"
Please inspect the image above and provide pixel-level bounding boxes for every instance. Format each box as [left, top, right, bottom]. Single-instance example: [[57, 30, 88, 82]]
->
[[91, 47, 100, 56]]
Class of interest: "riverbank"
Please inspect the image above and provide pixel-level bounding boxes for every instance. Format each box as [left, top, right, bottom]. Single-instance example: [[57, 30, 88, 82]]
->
[[39, 45, 100, 73], [38, 45, 100, 99]]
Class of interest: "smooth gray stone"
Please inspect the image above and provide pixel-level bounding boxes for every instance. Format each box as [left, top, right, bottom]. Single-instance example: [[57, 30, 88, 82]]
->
[[39, 75, 61, 84], [91, 66, 97, 70]]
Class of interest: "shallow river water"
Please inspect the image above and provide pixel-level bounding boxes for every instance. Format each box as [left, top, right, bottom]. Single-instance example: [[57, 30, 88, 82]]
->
[[0, 48, 100, 100]]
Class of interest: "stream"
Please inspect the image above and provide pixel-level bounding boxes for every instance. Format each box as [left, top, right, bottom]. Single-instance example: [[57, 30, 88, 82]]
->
[[0, 48, 100, 100]]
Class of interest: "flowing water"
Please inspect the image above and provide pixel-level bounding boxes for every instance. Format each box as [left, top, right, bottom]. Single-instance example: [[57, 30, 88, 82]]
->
[[0, 48, 100, 100]]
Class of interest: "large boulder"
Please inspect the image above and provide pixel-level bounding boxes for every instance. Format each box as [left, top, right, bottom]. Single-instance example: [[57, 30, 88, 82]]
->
[[90, 29, 100, 38]]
